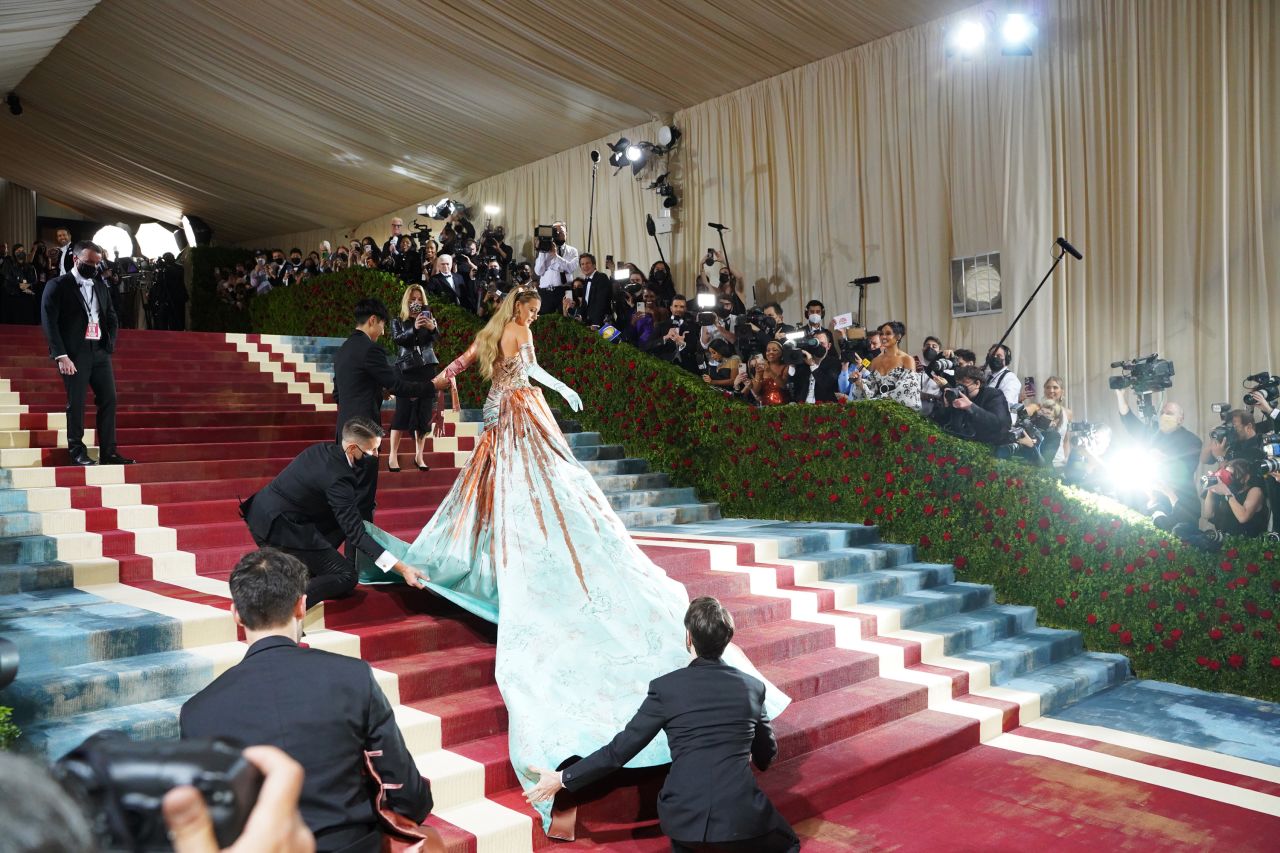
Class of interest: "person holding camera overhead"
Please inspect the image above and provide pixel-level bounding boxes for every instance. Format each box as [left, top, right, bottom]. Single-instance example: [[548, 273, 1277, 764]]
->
[[388, 285, 439, 473], [850, 321, 921, 411], [533, 221, 578, 313]]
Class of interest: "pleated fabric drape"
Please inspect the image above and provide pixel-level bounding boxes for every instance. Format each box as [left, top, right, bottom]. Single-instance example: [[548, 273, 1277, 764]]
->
[[0, 180, 38, 247]]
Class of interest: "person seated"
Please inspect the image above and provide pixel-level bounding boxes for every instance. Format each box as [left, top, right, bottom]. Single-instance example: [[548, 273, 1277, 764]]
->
[[525, 597, 799, 853], [181, 549, 432, 853]]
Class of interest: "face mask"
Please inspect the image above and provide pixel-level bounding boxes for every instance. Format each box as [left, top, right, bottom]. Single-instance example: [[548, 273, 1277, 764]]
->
[[554, 236, 565, 246], [715, 306, 731, 318], [718, 273, 730, 285], [1158, 414, 1179, 433], [808, 313, 823, 325], [987, 354, 1005, 372], [15, 252, 25, 260], [76, 262, 97, 278]]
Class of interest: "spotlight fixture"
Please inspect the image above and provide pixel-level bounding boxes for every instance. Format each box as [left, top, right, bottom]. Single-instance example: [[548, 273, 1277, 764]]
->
[[483, 204, 500, 216], [180, 214, 213, 247], [607, 137, 630, 168], [136, 222, 180, 259], [1000, 13, 1036, 55], [425, 198, 459, 220], [948, 19, 986, 56], [625, 145, 643, 163], [5, 92, 21, 116], [92, 225, 134, 260], [656, 125, 681, 150]]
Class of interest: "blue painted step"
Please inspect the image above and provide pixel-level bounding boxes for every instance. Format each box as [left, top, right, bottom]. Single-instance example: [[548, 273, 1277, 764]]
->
[[0, 560, 74, 595], [1004, 653, 1131, 716], [18, 695, 190, 760], [0, 534, 59, 565]]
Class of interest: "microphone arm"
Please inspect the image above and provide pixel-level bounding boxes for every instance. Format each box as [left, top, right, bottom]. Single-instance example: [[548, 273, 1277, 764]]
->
[[993, 237, 1081, 355], [646, 214, 667, 268], [586, 158, 599, 255]]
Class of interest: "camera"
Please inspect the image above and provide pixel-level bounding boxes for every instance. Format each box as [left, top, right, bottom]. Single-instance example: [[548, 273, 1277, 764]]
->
[[411, 219, 433, 245], [943, 386, 963, 405], [704, 247, 716, 267], [1244, 372, 1280, 406], [1108, 354, 1174, 394], [534, 224, 556, 253], [1209, 423, 1234, 446], [780, 331, 823, 365], [1068, 420, 1100, 447], [694, 293, 718, 326], [1256, 432, 1280, 477], [55, 732, 262, 852], [1010, 403, 1045, 444]]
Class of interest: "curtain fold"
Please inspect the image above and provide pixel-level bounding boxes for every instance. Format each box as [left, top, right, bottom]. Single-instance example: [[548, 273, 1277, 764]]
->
[[0, 179, 38, 247]]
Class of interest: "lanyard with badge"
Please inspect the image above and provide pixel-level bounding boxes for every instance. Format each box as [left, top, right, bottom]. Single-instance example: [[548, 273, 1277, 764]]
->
[[81, 279, 102, 341]]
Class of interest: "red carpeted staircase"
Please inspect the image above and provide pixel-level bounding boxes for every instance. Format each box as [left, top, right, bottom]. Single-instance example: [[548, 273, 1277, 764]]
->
[[0, 325, 1112, 851]]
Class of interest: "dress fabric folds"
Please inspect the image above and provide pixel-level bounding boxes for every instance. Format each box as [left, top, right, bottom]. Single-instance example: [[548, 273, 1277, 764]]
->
[[359, 343, 789, 828]]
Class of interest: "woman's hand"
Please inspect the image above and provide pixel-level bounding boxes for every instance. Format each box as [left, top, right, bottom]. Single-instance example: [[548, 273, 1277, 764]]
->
[[1208, 480, 1231, 496]]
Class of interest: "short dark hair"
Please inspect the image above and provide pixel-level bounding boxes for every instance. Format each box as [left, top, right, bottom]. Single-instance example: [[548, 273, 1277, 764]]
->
[[341, 416, 384, 444], [924, 335, 942, 348], [671, 294, 687, 303], [707, 338, 734, 358], [580, 252, 596, 265], [0, 752, 96, 852], [762, 301, 783, 315], [354, 298, 390, 325], [290, 247, 302, 255], [805, 299, 825, 312], [956, 365, 986, 385], [1230, 410, 1257, 430], [229, 549, 309, 630], [955, 348, 977, 364], [879, 320, 906, 340], [72, 240, 103, 257], [989, 343, 1011, 362], [684, 596, 735, 659]]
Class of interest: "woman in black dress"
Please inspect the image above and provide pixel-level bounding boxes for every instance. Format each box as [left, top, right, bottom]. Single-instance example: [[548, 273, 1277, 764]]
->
[[388, 283, 439, 471]]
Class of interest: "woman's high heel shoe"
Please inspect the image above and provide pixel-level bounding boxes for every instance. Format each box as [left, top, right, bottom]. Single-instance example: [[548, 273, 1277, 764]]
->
[[415, 459, 430, 471], [387, 458, 402, 473]]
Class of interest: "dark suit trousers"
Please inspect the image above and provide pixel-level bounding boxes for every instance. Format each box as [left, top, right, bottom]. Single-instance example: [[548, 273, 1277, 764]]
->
[[670, 826, 800, 853], [62, 341, 117, 455], [250, 536, 358, 609]]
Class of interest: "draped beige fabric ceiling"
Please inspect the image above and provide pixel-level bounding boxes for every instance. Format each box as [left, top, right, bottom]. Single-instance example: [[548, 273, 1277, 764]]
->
[[0, 0, 972, 241]]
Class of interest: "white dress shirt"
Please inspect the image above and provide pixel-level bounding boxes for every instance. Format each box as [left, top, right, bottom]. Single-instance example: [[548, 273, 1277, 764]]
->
[[343, 452, 399, 573], [534, 243, 578, 290]]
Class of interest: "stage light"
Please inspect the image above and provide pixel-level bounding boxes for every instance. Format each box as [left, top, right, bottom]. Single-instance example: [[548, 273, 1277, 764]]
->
[[608, 137, 630, 168], [136, 222, 180, 259], [949, 20, 986, 56], [181, 214, 212, 247], [625, 145, 644, 162], [1000, 13, 1036, 55], [92, 225, 133, 260], [656, 125, 681, 149], [483, 204, 500, 216]]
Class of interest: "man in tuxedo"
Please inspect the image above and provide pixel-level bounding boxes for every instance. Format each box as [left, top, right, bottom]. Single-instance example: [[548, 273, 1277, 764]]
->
[[39, 241, 133, 466], [643, 295, 704, 375], [181, 547, 432, 853], [54, 227, 75, 275], [526, 597, 799, 853], [240, 417, 426, 606], [577, 253, 613, 328], [427, 254, 477, 314], [333, 299, 432, 520]]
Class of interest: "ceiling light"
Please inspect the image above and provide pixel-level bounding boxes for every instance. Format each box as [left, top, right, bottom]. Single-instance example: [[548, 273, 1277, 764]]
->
[[92, 225, 133, 260], [136, 222, 180, 259], [1000, 13, 1035, 55], [950, 20, 986, 56], [483, 204, 500, 216]]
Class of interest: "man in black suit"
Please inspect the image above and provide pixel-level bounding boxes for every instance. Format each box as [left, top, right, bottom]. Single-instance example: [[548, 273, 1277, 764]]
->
[[427, 254, 477, 314], [577, 253, 613, 328], [181, 548, 432, 853], [54, 227, 75, 275], [39, 241, 133, 466], [240, 417, 426, 607], [644, 295, 705, 375], [526, 597, 799, 853]]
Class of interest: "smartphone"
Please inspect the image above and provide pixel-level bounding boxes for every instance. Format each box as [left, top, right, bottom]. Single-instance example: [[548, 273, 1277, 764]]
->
[[1023, 376, 1037, 398], [605, 254, 614, 266], [635, 303, 647, 315]]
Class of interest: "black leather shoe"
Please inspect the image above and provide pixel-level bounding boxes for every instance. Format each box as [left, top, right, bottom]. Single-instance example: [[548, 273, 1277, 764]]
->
[[99, 452, 136, 465], [69, 450, 96, 466]]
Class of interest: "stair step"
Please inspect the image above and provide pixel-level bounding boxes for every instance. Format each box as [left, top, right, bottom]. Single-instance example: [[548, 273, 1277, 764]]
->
[[0, 560, 74, 594], [866, 582, 995, 631], [911, 604, 1039, 656], [18, 694, 190, 760], [953, 627, 1084, 685], [381, 645, 497, 702], [1003, 652, 1132, 716], [824, 562, 956, 604]]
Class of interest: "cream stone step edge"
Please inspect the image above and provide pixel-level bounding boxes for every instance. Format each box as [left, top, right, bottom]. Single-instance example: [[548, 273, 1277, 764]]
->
[[0, 428, 96, 449], [243, 334, 337, 393], [223, 333, 334, 411], [632, 533, 1044, 743], [11, 474, 534, 852], [0, 412, 67, 430]]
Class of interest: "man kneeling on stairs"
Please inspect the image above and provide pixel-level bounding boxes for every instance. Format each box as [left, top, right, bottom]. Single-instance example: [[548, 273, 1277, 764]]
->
[[527, 596, 800, 853], [240, 417, 425, 607]]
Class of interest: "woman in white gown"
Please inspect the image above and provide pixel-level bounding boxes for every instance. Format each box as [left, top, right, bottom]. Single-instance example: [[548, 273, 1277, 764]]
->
[[360, 288, 789, 831]]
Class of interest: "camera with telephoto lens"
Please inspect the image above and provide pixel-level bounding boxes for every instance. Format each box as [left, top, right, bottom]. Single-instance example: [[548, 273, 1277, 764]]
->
[[1068, 420, 1100, 447], [411, 219, 433, 245], [534, 225, 556, 253], [1256, 432, 1280, 477], [694, 293, 718, 326], [1243, 372, 1280, 407], [54, 732, 263, 852], [1108, 353, 1175, 394], [780, 332, 823, 366], [838, 333, 877, 365], [922, 349, 955, 380], [1009, 403, 1044, 444]]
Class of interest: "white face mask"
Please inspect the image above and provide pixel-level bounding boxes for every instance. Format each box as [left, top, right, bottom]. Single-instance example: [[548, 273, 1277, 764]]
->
[[808, 313, 823, 325]]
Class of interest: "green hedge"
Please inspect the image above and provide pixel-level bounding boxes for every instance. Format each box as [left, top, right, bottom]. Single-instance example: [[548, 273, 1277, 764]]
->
[[247, 270, 1280, 701], [0, 706, 18, 750]]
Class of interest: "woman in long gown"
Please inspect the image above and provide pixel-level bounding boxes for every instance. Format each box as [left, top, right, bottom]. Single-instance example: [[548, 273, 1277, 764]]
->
[[359, 287, 788, 829]]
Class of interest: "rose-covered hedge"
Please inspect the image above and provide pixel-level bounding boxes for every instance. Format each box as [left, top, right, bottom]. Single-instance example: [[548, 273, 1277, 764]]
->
[[247, 273, 1280, 701]]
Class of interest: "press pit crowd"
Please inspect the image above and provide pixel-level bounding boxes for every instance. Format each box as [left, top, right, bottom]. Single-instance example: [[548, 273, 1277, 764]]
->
[[194, 215, 1280, 551]]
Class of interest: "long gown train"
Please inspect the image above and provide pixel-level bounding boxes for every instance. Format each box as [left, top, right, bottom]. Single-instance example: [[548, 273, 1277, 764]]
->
[[359, 343, 789, 828]]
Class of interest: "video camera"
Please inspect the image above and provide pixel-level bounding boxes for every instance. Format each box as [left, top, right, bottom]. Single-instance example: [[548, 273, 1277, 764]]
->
[[780, 331, 824, 366], [410, 219, 433, 245], [534, 225, 556, 253], [1108, 353, 1174, 394], [1244, 372, 1280, 407], [694, 293, 718, 326], [1068, 420, 1100, 447], [1010, 403, 1048, 444]]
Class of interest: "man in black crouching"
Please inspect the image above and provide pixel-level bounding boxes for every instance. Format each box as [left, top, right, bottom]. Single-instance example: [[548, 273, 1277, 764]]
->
[[181, 548, 432, 853], [525, 596, 799, 853], [240, 416, 425, 608]]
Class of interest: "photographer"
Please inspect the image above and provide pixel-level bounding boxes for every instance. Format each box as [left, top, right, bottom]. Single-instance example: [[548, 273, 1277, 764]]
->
[[934, 366, 1013, 448], [700, 294, 739, 350], [735, 302, 792, 360], [1115, 389, 1203, 525], [1200, 459, 1268, 539], [984, 344, 1020, 423], [533, 220, 578, 312], [695, 249, 747, 313], [480, 224, 512, 269], [648, 260, 676, 305], [388, 285, 438, 472], [788, 328, 841, 404]]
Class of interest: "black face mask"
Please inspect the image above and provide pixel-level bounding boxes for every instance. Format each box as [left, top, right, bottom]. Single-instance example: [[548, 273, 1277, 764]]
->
[[715, 306, 731, 318], [987, 354, 1006, 372], [553, 236, 565, 246], [76, 262, 98, 278], [290, 257, 302, 265], [718, 273, 731, 285], [653, 270, 669, 282], [15, 252, 25, 260]]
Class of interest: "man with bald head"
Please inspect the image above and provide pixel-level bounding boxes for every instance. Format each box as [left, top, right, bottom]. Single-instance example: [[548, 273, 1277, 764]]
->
[[1116, 390, 1202, 528]]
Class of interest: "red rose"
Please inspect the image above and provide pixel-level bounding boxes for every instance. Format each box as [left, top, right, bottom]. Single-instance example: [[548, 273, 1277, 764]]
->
[[1086, 613, 1098, 625], [1055, 598, 1067, 608], [829, 493, 839, 503], [1108, 623, 1121, 634], [1037, 517, 1050, 530], [1228, 654, 1245, 669], [1271, 657, 1280, 668], [1170, 628, 1183, 640], [1119, 631, 1133, 645], [1209, 628, 1223, 640]]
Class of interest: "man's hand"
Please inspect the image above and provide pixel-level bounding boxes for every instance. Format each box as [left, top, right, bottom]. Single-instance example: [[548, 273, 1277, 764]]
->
[[1209, 437, 1227, 457], [702, 374, 712, 384], [163, 746, 314, 853], [395, 560, 428, 588], [524, 766, 564, 804], [548, 242, 559, 257], [1248, 391, 1273, 415], [56, 356, 76, 376], [951, 394, 973, 410]]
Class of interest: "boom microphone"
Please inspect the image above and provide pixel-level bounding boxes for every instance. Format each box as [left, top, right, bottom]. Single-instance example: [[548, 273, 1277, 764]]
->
[[646, 214, 656, 237], [1056, 237, 1083, 260], [851, 275, 881, 286], [589, 149, 600, 164], [707, 222, 729, 231]]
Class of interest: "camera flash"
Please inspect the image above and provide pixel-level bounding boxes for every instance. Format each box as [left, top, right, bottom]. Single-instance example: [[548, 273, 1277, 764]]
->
[[696, 293, 716, 308]]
